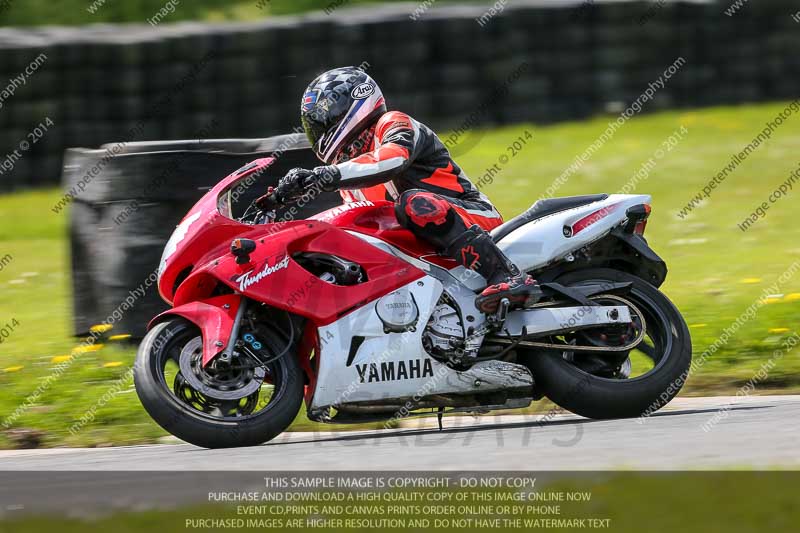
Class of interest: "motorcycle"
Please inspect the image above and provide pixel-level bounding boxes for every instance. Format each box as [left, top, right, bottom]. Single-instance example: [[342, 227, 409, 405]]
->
[[134, 157, 691, 448]]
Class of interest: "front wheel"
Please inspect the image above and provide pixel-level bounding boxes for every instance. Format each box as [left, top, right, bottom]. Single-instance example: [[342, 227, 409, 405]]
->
[[521, 268, 692, 419], [134, 318, 304, 448]]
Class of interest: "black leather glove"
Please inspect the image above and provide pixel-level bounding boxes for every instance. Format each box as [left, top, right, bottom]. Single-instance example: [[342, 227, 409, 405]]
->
[[255, 166, 342, 210], [255, 168, 314, 210], [277, 166, 342, 195], [280, 165, 341, 195], [277, 167, 315, 198], [313, 165, 342, 192]]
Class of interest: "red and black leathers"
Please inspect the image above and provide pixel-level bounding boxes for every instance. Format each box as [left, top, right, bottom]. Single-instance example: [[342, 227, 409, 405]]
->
[[307, 110, 541, 312], [331, 111, 501, 219], [324, 111, 504, 232]]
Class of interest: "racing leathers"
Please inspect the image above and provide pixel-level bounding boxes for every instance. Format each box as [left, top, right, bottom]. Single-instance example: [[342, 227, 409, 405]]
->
[[290, 111, 541, 313]]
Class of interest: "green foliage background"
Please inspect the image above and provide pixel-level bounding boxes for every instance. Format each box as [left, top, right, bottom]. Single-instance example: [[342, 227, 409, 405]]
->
[[0, 0, 426, 26]]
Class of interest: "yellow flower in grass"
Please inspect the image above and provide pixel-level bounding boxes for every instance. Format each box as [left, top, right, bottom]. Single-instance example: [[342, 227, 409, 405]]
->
[[768, 328, 791, 334], [740, 278, 762, 284], [51, 355, 72, 363], [3, 366, 24, 373], [689, 324, 707, 328], [103, 362, 124, 368], [108, 334, 132, 341], [72, 344, 105, 354], [784, 293, 800, 302], [89, 324, 113, 334]]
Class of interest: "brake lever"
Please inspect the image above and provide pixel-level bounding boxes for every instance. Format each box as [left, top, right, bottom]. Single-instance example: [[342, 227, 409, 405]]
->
[[253, 186, 303, 223]]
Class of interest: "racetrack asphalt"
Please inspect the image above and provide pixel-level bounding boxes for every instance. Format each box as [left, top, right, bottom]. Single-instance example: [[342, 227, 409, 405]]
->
[[0, 395, 797, 518], [1, 394, 798, 471]]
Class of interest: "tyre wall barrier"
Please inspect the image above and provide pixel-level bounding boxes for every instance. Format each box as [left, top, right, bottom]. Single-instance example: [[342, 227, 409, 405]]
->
[[66, 134, 341, 337], [2, 0, 800, 191]]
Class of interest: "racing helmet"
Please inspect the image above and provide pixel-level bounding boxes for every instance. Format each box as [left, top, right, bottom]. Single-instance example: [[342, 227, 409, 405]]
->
[[300, 66, 387, 164]]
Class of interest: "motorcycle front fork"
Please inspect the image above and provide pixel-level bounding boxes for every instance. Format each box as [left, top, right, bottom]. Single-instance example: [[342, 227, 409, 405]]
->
[[218, 296, 247, 364]]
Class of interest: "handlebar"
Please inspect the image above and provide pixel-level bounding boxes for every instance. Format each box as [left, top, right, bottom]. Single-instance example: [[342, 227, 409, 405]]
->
[[258, 191, 283, 211], [252, 184, 304, 216], [257, 185, 296, 210]]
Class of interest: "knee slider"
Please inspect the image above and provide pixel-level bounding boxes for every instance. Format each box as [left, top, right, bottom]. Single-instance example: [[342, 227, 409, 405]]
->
[[398, 190, 453, 228]]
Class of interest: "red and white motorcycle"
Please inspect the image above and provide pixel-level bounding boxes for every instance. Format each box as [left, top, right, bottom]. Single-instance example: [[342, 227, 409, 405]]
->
[[135, 157, 691, 448]]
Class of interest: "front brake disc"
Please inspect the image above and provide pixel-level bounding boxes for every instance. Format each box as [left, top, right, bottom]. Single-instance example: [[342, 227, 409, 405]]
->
[[178, 337, 265, 401]]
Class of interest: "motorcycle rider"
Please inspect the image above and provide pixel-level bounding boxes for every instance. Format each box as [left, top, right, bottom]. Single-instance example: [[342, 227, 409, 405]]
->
[[258, 66, 541, 314]]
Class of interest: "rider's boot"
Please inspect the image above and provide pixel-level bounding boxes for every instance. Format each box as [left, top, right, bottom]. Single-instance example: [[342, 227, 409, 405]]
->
[[445, 225, 542, 314]]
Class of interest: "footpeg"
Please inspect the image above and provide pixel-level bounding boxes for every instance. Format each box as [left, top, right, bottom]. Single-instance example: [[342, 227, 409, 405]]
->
[[497, 298, 510, 321], [488, 297, 510, 328]]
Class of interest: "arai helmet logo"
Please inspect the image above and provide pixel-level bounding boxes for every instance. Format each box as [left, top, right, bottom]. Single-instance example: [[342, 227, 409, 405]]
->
[[351, 83, 375, 100], [235, 256, 290, 291]]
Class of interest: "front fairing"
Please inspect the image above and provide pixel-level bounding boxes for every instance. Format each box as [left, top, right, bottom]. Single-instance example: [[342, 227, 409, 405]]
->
[[158, 162, 427, 324], [173, 219, 425, 326], [156, 158, 276, 304]]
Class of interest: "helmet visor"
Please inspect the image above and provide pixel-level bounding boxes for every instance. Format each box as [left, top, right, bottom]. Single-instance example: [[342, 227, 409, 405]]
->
[[301, 114, 328, 159]]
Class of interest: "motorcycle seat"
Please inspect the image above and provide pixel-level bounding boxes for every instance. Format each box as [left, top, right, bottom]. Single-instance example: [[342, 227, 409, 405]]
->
[[491, 194, 609, 242]]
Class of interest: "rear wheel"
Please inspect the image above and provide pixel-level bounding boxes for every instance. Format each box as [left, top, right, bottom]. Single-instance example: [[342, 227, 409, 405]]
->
[[521, 268, 691, 419], [134, 318, 304, 448]]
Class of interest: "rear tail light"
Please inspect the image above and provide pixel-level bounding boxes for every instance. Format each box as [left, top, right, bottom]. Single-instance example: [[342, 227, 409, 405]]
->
[[624, 204, 651, 235], [566, 202, 624, 237]]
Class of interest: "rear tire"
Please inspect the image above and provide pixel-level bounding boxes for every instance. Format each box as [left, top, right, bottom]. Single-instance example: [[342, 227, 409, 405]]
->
[[522, 268, 691, 419], [134, 318, 304, 448]]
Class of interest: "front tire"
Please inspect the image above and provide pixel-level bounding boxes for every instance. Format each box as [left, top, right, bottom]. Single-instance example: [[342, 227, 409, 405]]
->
[[522, 268, 691, 419], [134, 318, 304, 448]]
